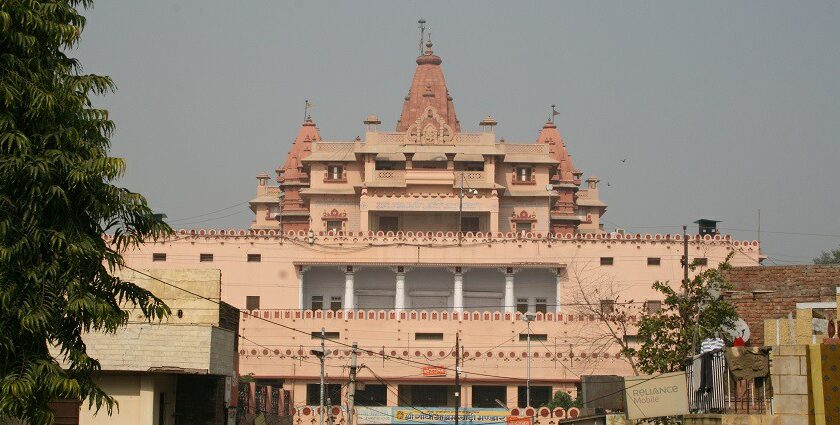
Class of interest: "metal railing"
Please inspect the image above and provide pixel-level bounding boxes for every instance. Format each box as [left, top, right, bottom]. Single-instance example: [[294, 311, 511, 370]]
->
[[686, 349, 770, 414]]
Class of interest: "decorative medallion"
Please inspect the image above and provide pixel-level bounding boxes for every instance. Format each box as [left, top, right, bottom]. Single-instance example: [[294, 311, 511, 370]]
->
[[406, 106, 454, 144]]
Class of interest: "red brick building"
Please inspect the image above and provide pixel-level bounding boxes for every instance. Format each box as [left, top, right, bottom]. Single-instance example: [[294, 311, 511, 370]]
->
[[725, 265, 840, 345]]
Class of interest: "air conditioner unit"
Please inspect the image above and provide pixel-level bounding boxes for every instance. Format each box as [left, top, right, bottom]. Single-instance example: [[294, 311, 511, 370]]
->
[[615, 228, 626, 235]]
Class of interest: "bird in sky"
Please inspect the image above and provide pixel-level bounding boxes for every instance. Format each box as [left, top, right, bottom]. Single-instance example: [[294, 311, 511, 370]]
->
[[620, 158, 627, 163]]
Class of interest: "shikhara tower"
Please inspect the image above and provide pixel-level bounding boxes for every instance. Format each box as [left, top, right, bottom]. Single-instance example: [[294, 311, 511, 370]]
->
[[251, 36, 606, 235]]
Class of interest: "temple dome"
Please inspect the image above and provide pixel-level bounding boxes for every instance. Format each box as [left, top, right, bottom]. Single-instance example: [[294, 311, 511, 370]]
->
[[395, 41, 460, 133]]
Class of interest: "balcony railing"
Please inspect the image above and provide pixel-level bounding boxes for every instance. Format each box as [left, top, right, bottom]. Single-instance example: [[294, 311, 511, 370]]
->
[[241, 309, 634, 324], [372, 169, 406, 184], [455, 170, 486, 184]]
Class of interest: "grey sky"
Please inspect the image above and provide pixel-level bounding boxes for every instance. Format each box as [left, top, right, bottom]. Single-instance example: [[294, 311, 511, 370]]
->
[[74, 1, 839, 264]]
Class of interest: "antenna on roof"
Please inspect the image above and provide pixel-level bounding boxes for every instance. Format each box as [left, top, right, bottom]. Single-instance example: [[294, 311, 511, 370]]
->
[[304, 99, 313, 122], [418, 18, 427, 56]]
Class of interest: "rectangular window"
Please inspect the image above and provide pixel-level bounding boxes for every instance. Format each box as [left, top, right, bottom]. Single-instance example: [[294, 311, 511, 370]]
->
[[695, 258, 708, 266], [246, 296, 260, 311], [461, 217, 480, 233], [311, 296, 323, 311], [515, 222, 532, 233], [354, 384, 387, 407], [647, 257, 661, 266], [516, 298, 529, 314], [415, 333, 444, 341], [375, 161, 394, 171], [465, 163, 484, 171], [600, 257, 614, 266], [517, 386, 551, 408], [327, 165, 344, 181], [400, 385, 457, 407], [379, 216, 399, 232], [472, 386, 506, 408], [200, 253, 214, 262], [306, 383, 342, 406], [535, 298, 547, 314], [330, 296, 342, 311], [311, 331, 340, 340], [645, 300, 662, 314], [516, 166, 533, 182], [247, 253, 261, 262], [152, 253, 166, 262], [326, 220, 342, 232], [600, 299, 615, 314], [519, 333, 548, 342]]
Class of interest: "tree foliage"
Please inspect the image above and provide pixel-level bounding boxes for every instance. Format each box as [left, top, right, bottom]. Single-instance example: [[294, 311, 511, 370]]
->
[[632, 256, 738, 374], [814, 246, 840, 265], [0, 1, 171, 422], [543, 390, 582, 410]]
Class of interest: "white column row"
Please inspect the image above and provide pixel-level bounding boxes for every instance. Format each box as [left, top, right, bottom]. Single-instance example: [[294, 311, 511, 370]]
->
[[301, 266, 564, 312]]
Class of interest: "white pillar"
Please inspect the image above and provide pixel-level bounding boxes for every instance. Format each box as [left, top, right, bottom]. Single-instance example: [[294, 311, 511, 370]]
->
[[139, 376, 155, 425], [453, 269, 464, 313], [298, 269, 305, 310], [395, 271, 406, 310], [344, 267, 355, 310], [555, 269, 564, 313], [504, 272, 515, 313]]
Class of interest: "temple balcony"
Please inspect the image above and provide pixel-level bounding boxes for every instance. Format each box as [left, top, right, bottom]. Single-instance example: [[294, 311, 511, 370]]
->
[[295, 265, 565, 314]]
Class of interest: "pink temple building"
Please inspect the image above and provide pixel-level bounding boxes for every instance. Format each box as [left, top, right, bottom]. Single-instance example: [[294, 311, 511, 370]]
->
[[123, 34, 762, 422]]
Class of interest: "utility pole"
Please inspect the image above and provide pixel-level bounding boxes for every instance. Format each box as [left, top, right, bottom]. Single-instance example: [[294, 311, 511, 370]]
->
[[682, 225, 689, 292], [320, 328, 326, 425], [526, 319, 532, 407], [455, 333, 460, 425], [522, 313, 535, 406], [348, 343, 358, 425]]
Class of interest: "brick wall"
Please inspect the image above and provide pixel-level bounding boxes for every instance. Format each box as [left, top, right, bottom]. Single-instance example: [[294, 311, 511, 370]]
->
[[725, 265, 840, 346]]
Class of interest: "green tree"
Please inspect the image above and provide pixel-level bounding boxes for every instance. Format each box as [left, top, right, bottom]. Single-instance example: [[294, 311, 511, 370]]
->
[[0, 1, 171, 423], [543, 390, 582, 410], [814, 246, 840, 265], [632, 256, 738, 374]]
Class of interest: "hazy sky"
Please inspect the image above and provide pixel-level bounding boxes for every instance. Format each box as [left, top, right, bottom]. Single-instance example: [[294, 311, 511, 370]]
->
[[74, 1, 839, 264]]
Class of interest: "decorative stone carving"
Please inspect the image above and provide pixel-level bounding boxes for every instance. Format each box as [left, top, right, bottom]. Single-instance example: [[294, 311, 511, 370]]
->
[[406, 106, 454, 145], [322, 209, 348, 220], [511, 210, 537, 222]]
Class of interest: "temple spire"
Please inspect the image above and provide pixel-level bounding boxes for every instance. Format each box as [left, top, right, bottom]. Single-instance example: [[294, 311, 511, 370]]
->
[[418, 18, 426, 56], [395, 27, 460, 133]]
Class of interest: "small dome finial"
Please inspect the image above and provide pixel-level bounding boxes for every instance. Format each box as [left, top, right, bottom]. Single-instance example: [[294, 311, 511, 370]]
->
[[425, 32, 433, 54]]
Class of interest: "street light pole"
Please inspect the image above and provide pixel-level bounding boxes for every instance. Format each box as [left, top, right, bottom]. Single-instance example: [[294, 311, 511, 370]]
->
[[523, 313, 535, 407], [320, 328, 325, 425]]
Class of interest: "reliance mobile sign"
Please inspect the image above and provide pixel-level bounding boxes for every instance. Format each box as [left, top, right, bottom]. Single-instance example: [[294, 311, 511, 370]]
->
[[623, 371, 689, 420]]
